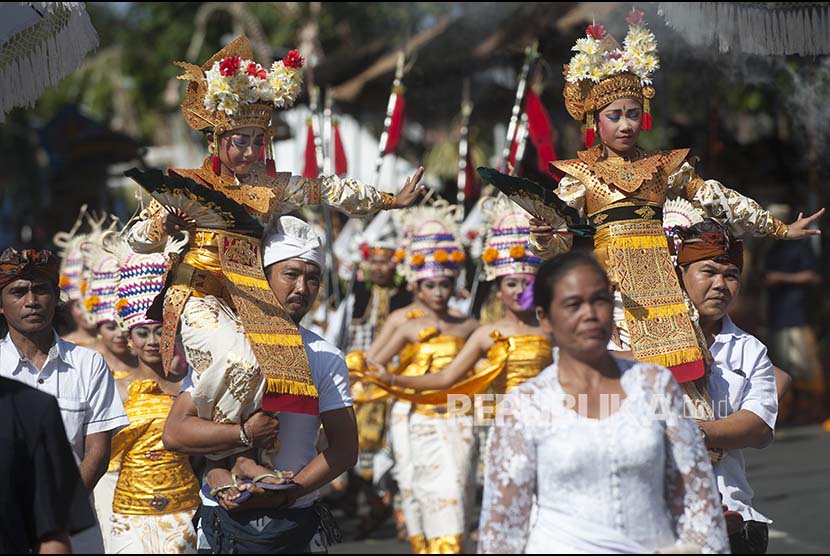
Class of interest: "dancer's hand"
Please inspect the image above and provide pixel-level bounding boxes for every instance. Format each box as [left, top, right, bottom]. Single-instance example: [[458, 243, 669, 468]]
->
[[162, 209, 196, 235], [393, 167, 427, 208], [529, 217, 556, 239], [785, 207, 824, 239]]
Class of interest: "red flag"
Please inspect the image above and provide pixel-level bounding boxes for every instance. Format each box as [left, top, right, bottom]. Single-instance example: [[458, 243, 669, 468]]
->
[[525, 90, 559, 178], [506, 133, 520, 175], [302, 119, 318, 178], [384, 91, 406, 155], [333, 121, 347, 176], [464, 148, 479, 207]]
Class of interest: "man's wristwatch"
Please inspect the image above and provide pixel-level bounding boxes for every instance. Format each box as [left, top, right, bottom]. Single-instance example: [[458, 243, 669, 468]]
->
[[240, 422, 253, 447]]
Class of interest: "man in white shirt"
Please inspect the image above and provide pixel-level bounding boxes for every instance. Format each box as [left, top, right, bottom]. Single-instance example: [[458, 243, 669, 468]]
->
[[162, 217, 357, 553], [675, 220, 777, 554], [0, 248, 129, 553]]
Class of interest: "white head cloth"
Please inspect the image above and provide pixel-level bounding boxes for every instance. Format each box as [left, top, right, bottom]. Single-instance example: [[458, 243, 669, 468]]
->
[[262, 216, 325, 269]]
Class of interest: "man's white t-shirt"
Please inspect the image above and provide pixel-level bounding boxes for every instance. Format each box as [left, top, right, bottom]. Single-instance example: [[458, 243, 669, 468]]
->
[[708, 315, 778, 524], [269, 327, 353, 508], [195, 326, 353, 509]]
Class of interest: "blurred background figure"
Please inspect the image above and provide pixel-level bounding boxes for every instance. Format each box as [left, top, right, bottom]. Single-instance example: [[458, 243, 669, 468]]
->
[[763, 204, 825, 425], [0, 377, 97, 554]]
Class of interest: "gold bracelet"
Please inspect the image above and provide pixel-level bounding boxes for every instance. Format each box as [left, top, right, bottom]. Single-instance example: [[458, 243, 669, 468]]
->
[[772, 219, 789, 239], [381, 192, 397, 210]]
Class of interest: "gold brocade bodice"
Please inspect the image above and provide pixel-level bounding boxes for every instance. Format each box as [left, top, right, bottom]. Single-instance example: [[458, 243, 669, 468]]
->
[[551, 145, 689, 215], [488, 332, 552, 395], [399, 327, 466, 416], [111, 380, 200, 515], [170, 229, 233, 303], [170, 157, 292, 220]]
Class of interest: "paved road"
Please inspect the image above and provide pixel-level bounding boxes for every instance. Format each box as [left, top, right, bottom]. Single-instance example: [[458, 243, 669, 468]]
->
[[330, 424, 830, 554], [745, 424, 830, 554]]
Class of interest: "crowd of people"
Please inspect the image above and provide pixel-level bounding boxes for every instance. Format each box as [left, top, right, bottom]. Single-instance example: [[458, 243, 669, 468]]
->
[[1, 10, 825, 556]]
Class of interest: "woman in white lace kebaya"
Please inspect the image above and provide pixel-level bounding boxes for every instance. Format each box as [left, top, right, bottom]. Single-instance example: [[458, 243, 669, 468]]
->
[[478, 252, 729, 554]]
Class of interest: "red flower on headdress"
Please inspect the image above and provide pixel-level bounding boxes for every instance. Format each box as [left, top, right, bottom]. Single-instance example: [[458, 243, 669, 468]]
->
[[219, 56, 241, 77], [283, 50, 304, 70], [247, 62, 267, 80], [359, 243, 371, 260], [466, 230, 478, 241], [626, 9, 645, 26], [586, 23, 606, 39]]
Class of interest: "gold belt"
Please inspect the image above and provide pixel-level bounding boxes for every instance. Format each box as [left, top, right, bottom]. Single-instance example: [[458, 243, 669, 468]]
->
[[173, 230, 232, 303]]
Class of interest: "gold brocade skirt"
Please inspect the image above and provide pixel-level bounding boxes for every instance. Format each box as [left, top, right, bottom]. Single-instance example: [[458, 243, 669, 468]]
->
[[160, 229, 317, 411], [592, 214, 703, 380]]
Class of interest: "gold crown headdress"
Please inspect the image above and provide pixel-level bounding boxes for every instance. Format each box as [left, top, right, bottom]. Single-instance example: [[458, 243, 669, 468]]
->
[[174, 35, 304, 176], [563, 9, 659, 147]]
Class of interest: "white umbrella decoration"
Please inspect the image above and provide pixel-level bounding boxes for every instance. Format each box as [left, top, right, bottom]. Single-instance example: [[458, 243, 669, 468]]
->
[[657, 2, 830, 56], [0, 2, 98, 122]]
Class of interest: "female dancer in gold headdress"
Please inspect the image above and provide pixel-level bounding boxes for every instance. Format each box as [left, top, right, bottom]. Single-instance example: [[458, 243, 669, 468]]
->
[[350, 203, 478, 554], [527, 10, 822, 385], [124, 36, 425, 500]]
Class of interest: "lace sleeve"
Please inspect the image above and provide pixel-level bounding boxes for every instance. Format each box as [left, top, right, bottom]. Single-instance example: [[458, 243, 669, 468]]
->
[[657, 368, 730, 554], [477, 392, 537, 554]]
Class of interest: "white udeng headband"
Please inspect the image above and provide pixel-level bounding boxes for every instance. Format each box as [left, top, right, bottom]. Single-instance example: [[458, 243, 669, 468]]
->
[[262, 216, 324, 269]]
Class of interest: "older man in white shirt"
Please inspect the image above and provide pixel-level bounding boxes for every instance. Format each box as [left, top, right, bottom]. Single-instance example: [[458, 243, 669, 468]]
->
[[675, 220, 777, 554], [0, 248, 128, 554]]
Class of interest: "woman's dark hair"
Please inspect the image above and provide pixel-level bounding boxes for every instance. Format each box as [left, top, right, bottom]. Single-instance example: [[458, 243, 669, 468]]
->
[[533, 251, 609, 312]]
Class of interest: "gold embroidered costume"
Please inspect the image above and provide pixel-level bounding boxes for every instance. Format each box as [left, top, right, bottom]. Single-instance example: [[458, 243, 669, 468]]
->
[[109, 379, 199, 554], [126, 36, 397, 419], [111, 380, 200, 515], [531, 15, 789, 382]]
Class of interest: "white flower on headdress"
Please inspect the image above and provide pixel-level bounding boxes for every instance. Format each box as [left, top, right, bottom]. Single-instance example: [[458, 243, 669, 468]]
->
[[566, 53, 592, 82], [624, 27, 653, 49], [574, 37, 602, 56], [572, 38, 591, 53], [587, 65, 605, 83], [268, 61, 303, 108], [217, 96, 240, 115], [201, 54, 303, 115], [566, 15, 660, 88], [631, 54, 659, 84], [603, 56, 629, 75], [641, 55, 660, 72]]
